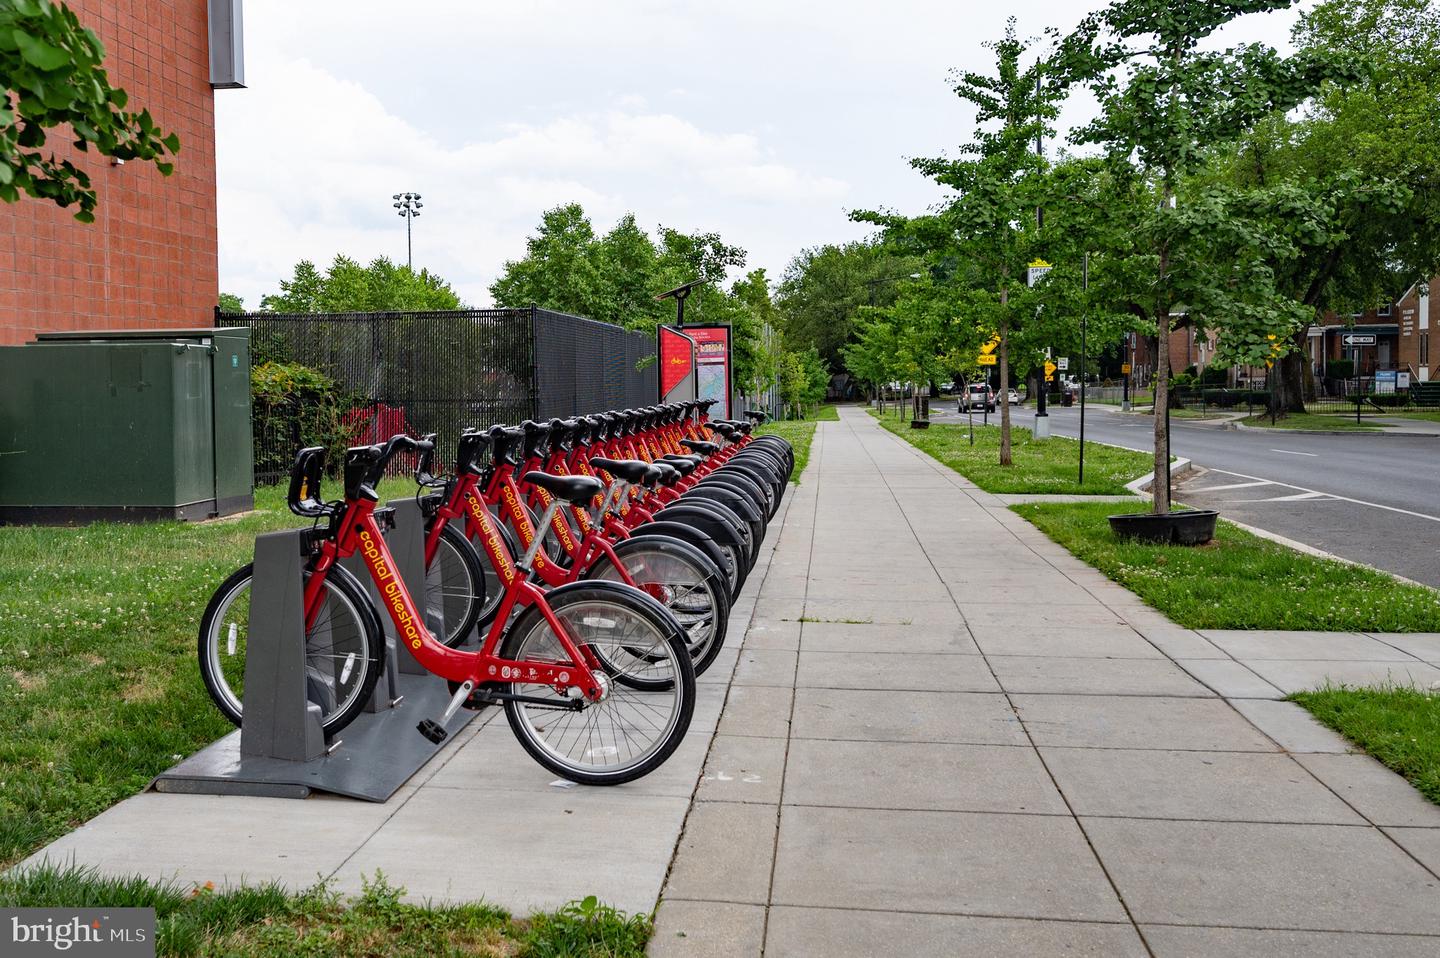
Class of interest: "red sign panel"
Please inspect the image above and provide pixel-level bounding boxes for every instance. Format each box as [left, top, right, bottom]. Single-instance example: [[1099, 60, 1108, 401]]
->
[[659, 326, 696, 399]]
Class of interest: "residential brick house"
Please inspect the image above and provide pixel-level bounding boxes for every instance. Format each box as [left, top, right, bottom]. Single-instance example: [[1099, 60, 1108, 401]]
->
[[1306, 280, 1433, 383], [0, 0, 242, 346]]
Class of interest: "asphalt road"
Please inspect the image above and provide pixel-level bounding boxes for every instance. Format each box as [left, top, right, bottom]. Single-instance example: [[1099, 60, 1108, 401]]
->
[[945, 402, 1440, 588]]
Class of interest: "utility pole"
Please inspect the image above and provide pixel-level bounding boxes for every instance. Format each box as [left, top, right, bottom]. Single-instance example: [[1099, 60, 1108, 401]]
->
[[393, 192, 422, 269]]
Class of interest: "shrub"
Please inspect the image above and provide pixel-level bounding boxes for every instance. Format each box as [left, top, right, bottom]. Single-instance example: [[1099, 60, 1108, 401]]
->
[[1202, 389, 1238, 408], [1199, 365, 1228, 386], [251, 361, 365, 482], [1326, 359, 1355, 379]]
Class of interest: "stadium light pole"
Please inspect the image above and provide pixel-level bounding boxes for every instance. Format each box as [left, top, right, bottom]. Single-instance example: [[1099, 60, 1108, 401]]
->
[[393, 192, 423, 269]]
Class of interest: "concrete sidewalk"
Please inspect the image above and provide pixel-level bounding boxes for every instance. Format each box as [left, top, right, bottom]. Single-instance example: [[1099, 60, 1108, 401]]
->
[[650, 406, 1440, 957]]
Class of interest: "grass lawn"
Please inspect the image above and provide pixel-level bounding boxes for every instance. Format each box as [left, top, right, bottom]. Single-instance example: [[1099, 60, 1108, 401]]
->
[[757, 405, 836, 482], [872, 411, 1154, 495], [0, 864, 650, 957], [1012, 500, 1440, 631], [1291, 686, 1440, 806], [1365, 409, 1440, 423], [1239, 412, 1380, 431], [0, 477, 420, 871]]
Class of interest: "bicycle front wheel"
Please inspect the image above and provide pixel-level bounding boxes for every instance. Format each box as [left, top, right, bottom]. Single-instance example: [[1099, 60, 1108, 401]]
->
[[425, 522, 485, 647], [588, 536, 730, 676], [197, 562, 385, 735], [500, 585, 695, 785]]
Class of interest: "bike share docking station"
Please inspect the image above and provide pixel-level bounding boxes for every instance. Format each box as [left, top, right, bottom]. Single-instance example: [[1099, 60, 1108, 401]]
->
[[152, 499, 479, 801]]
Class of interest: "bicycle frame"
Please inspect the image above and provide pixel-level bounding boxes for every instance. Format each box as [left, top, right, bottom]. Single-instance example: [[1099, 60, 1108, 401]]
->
[[305, 491, 605, 698]]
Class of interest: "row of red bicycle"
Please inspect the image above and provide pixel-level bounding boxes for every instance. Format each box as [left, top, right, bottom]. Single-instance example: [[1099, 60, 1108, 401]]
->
[[198, 400, 793, 784]]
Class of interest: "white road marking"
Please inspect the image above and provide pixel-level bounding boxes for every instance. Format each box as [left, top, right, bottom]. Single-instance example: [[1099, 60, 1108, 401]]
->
[[1269, 449, 1318, 457], [1204, 468, 1440, 524], [1267, 491, 1335, 502], [1188, 479, 1274, 493]]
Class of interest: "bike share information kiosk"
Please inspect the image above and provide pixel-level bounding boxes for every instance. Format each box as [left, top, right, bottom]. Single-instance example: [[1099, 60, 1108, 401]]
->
[[153, 499, 477, 801]]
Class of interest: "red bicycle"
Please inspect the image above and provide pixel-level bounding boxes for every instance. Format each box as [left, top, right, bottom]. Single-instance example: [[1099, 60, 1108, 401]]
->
[[416, 425, 731, 675], [198, 435, 696, 784]]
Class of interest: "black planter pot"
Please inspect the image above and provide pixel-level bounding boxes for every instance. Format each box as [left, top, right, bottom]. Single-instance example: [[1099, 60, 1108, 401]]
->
[[1108, 509, 1218, 546], [909, 419, 931, 429]]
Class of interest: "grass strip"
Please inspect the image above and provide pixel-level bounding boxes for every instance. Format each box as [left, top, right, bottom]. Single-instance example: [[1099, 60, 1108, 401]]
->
[[1291, 685, 1440, 806], [0, 478, 407, 869], [0, 863, 650, 957], [872, 410, 1153, 495], [1011, 500, 1440, 632], [1238, 412, 1380, 431]]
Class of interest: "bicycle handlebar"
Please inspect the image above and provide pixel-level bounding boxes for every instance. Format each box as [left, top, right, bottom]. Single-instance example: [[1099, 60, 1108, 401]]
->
[[344, 433, 433, 500], [414, 433, 441, 486]]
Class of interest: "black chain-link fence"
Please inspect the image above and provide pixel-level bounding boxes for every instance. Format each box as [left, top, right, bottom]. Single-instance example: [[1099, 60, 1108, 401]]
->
[[227, 306, 657, 482], [1172, 375, 1438, 421], [532, 308, 657, 418]]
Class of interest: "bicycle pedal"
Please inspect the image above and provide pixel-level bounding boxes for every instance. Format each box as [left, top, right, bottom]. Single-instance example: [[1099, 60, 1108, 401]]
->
[[416, 719, 448, 744]]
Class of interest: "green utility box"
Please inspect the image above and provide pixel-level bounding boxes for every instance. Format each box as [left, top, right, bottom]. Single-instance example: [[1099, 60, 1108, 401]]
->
[[0, 328, 253, 523]]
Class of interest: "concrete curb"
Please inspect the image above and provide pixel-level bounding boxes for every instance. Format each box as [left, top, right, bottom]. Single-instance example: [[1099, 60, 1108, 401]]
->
[[1124, 457, 1194, 497], [1233, 421, 1440, 438]]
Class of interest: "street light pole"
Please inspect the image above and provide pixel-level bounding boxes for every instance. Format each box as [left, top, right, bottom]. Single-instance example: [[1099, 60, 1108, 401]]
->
[[392, 192, 423, 270]]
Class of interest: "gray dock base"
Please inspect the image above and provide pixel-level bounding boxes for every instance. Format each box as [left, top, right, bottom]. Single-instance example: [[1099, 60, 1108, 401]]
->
[[151, 672, 479, 801]]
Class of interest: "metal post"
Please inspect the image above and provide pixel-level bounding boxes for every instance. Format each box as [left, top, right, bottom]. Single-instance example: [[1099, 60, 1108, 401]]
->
[[406, 214, 413, 271], [1079, 253, 1088, 486]]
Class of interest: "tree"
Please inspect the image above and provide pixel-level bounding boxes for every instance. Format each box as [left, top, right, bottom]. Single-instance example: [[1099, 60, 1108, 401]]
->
[[260, 255, 463, 313], [775, 240, 923, 372], [1056, 0, 1353, 513], [489, 203, 746, 334], [489, 203, 606, 317], [730, 268, 781, 403], [218, 292, 245, 313], [1214, 0, 1440, 411], [1, 0, 179, 221], [857, 20, 1092, 466]]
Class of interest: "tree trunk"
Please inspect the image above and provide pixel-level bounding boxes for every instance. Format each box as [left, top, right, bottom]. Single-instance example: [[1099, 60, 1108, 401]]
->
[[1152, 315, 1171, 515], [998, 281, 1011, 466], [1276, 328, 1310, 415], [999, 316, 1012, 466]]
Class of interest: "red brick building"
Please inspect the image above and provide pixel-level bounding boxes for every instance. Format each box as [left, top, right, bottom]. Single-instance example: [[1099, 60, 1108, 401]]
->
[[1306, 280, 1434, 382], [0, 0, 239, 346]]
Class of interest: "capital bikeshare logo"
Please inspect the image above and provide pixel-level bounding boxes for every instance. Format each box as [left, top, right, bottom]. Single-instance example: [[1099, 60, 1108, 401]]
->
[[5, 908, 154, 956], [359, 527, 424, 651]]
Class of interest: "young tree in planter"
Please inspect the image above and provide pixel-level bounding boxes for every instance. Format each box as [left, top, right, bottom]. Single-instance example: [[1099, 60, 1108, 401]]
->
[[857, 20, 1065, 465], [1056, 0, 1353, 512]]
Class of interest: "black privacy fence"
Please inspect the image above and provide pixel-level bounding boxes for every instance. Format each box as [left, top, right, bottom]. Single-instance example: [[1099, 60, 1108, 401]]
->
[[227, 307, 658, 483]]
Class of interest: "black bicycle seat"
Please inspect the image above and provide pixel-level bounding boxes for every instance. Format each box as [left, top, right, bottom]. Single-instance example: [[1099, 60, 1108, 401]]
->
[[523, 471, 603, 505], [588, 457, 652, 484]]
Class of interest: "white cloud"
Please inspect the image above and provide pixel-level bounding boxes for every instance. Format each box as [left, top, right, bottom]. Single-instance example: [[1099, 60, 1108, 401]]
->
[[217, 47, 853, 307]]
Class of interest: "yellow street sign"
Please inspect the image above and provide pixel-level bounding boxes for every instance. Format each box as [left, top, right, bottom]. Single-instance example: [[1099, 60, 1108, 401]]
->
[[977, 354, 997, 366], [1044, 360, 1058, 379], [1121, 363, 1132, 374], [979, 335, 1000, 356], [1029, 259, 1052, 269]]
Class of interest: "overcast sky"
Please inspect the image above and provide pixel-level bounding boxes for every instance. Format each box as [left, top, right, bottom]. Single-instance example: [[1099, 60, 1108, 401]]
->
[[215, 1, 1308, 309]]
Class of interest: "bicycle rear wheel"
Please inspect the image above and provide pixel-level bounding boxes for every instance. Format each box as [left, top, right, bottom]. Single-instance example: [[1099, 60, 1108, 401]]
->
[[197, 562, 384, 734], [500, 585, 695, 785]]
